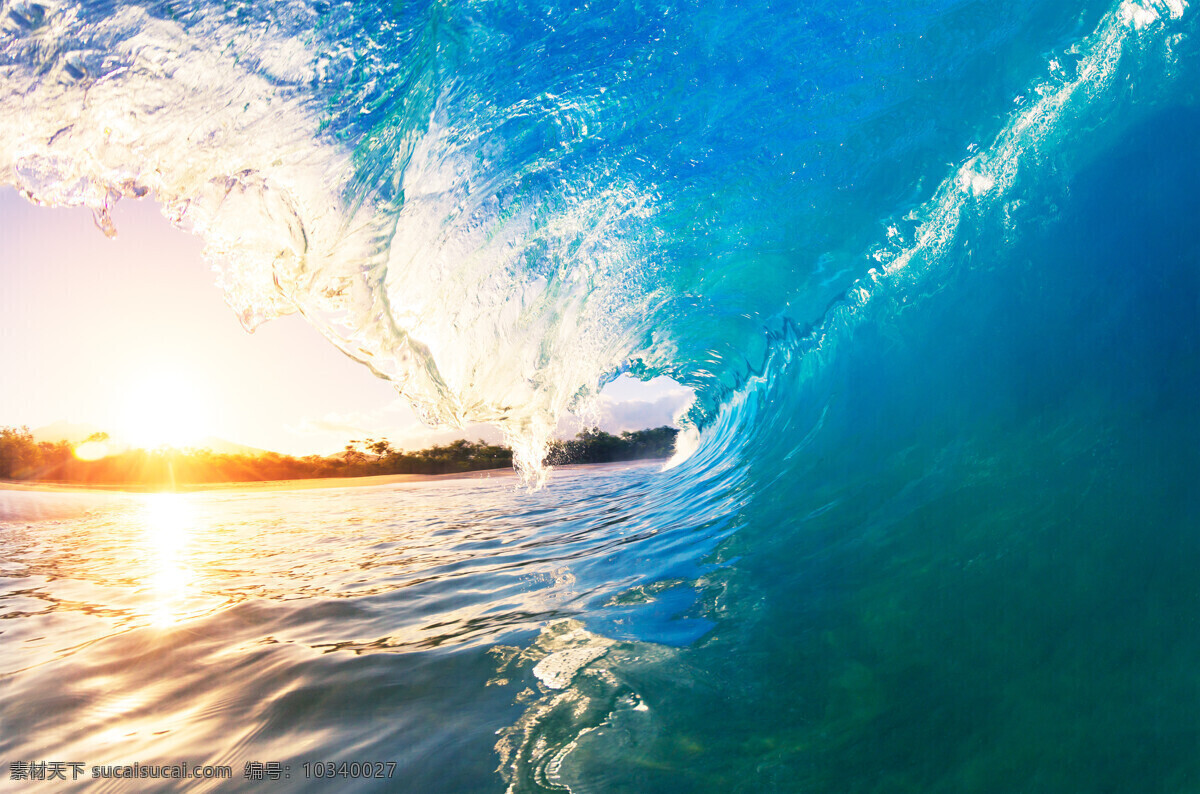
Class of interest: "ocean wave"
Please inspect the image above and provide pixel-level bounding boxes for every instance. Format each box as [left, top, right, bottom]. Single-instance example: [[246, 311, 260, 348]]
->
[[1, 0, 1190, 485]]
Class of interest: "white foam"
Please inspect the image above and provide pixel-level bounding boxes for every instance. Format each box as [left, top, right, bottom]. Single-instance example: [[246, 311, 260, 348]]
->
[[0, 0, 1188, 486], [532, 644, 612, 690], [0, 1, 657, 485]]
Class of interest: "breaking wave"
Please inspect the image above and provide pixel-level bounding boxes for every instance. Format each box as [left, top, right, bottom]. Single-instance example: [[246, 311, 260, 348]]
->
[[0, 0, 1191, 486]]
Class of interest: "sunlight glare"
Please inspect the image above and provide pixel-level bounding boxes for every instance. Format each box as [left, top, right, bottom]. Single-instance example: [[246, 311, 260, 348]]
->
[[120, 371, 211, 449], [73, 439, 111, 461], [141, 493, 195, 627]]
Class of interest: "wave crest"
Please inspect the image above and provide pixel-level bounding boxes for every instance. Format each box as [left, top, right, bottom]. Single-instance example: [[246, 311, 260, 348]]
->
[[1, 0, 1190, 484], [0, 0, 661, 483]]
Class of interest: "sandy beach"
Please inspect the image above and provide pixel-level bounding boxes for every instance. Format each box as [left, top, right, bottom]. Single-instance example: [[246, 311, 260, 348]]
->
[[0, 460, 669, 496], [0, 467, 518, 494]]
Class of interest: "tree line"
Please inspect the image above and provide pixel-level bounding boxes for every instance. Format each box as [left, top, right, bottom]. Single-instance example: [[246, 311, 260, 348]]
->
[[0, 426, 678, 487]]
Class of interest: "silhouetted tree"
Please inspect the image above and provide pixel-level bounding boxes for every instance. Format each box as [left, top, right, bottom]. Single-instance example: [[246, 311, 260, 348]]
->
[[0, 424, 677, 487]]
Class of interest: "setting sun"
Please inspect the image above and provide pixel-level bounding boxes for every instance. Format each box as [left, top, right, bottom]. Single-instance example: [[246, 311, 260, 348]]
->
[[72, 439, 111, 461], [118, 371, 211, 449]]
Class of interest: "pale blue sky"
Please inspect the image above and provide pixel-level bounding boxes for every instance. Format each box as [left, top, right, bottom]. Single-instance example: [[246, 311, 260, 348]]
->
[[0, 188, 690, 454]]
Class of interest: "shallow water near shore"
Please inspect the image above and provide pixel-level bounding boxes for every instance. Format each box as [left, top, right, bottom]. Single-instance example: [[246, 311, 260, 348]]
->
[[1, 461, 741, 792]]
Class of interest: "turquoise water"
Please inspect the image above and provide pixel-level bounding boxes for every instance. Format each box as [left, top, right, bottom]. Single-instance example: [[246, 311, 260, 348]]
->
[[3, 0, 1200, 790]]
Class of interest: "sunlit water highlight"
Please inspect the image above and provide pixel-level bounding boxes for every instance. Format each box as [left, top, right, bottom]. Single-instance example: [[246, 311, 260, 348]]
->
[[2, 462, 744, 791]]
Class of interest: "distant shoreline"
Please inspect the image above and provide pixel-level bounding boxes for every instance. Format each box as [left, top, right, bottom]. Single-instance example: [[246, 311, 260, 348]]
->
[[2, 426, 678, 490], [0, 459, 665, 495], [0, 468, 515, 494]]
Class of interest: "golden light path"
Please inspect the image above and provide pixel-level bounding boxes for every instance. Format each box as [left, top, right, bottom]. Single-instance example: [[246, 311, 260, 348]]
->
[[140, 493, 197, 628]]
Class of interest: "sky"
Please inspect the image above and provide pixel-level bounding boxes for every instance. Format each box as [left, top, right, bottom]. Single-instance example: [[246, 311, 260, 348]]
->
[[0, 188, 692, 455]]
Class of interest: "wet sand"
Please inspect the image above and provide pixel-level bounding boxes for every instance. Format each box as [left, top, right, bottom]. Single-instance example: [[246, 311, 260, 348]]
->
[[0, 467, 518, 494], [0, 460, 669, 496]]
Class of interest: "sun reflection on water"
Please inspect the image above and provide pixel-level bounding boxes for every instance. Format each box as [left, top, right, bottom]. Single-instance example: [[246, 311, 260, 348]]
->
[[140, 493, 196, 627]]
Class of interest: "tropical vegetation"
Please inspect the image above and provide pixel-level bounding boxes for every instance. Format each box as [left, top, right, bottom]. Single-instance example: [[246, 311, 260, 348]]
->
[[0, 425, 678, 487]]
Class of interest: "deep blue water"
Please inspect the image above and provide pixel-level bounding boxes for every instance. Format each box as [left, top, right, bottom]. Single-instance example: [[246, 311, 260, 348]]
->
[[2, 0, 1200, 791]]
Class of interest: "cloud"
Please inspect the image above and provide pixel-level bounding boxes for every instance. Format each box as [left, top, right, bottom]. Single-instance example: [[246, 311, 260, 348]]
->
[[289, 414, 376, 437], [284, 400, 425, 453], [559, 390, 695, 436], [390, 422, 507, 451], [286, 385, 695, 454]]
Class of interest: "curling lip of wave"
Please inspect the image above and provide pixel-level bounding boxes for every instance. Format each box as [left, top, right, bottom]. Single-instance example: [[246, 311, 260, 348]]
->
[[675, 0, 1189, 458], [0, 0, 1188, 486], [0, 0, 657, 484], [491, 0, 1193, 783]]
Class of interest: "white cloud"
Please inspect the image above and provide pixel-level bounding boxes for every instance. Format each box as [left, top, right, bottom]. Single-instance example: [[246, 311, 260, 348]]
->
[[284, 399, 424, 453], [390, 422, 507, 451], [286, 380, 695, 454], [558, 390, 695, 436]]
